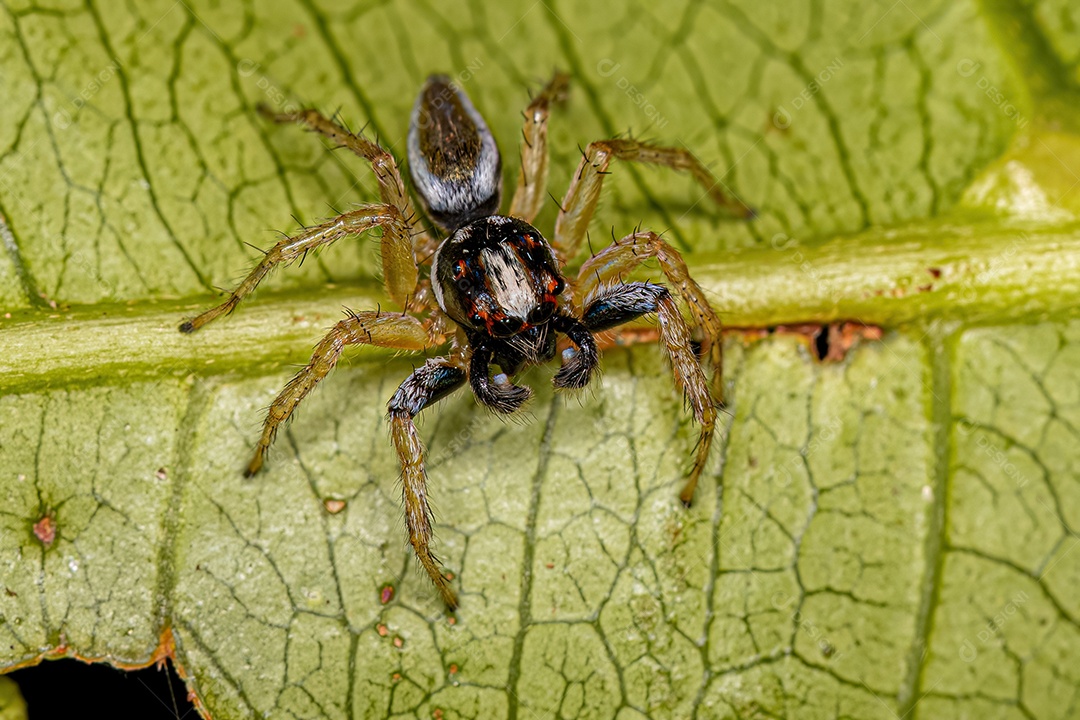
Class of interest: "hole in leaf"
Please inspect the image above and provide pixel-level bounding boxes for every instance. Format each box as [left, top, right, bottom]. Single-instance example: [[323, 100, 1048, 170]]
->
[[813, 327, 830, 361], [6, 658, 195, 718]]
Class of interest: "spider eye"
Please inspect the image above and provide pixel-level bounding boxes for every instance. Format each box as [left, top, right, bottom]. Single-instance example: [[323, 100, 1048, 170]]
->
[[490, 316, 523, 337], [526, 304, 551, 325]]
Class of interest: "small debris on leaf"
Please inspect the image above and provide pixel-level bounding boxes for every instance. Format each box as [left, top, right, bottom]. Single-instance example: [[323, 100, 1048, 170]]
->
[[33, 513, 56, 547]]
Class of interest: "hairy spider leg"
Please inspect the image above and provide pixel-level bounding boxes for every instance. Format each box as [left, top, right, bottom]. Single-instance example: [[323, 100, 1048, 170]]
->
[[387, 357, 469, 610], [179, 205, 415, 333], [553, 138, 754, 262], [508, 71, 570, 223], [577, 230, 725, 403], [259, 102, 432, 291], [580, 281, 716, 507], [258, 104, 433, 251], [244, 311, 429, 477]]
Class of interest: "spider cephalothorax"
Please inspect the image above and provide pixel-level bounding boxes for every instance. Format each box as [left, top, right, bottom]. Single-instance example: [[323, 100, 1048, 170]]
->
[[180, 71, 753, 610]]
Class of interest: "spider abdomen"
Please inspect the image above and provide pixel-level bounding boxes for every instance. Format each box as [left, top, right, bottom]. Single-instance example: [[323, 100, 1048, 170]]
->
[[408, 75, 502, 232], [431, 215, 565, 339]]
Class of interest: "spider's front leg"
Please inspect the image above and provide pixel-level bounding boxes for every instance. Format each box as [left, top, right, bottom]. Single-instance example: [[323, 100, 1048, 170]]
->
[[180, 205, 416, 333], [245, 311, 429, 476], [387, 357, 468, 610], [580, 281, 716, 507], [577, 230, 725, 404]]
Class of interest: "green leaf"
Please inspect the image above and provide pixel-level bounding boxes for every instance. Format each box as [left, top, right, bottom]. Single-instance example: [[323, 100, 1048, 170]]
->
[[0, 677, 26, 720], [1, 1, 1079, 718]]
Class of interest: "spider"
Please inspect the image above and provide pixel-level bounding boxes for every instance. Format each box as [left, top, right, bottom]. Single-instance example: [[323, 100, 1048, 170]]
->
[[180, 71, 752, 610]]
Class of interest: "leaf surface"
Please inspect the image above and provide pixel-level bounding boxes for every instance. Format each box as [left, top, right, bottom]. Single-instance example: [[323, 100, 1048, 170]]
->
[[0, 1, 1078, 718]]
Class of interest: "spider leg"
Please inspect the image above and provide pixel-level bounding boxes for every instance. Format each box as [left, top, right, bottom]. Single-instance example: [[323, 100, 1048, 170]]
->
[[468, 342, 532, 414], [581, 281, 715, 507], [576, 229, 725, 404], [387, 357, 468, 610], [179, 205, 416, 333], [259, 104, 440, 278], [508, 71, 570, 223], [259, 105, 423, 231], [244, 311, 429, 477], [553, 138, 754, 261]]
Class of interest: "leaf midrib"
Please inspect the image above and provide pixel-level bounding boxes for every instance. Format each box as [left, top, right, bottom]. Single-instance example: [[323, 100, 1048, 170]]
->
[[2, 218, 1078, 395]]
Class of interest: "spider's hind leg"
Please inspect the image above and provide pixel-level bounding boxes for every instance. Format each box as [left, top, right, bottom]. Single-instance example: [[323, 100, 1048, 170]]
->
[[387, 357, 468, 610], [581, 281, 716, 507], [553, 138, 754, 262], [508, 70, 570, 223], [258, 105, 419, 230], [180, 205, 417, 333]]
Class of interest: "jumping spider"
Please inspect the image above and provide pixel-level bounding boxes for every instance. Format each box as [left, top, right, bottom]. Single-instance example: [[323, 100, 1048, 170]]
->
[[180, 72, 752, 610]]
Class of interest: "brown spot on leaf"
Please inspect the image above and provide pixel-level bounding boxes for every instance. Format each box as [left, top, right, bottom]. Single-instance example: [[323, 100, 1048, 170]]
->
[[155, 467, 168, 481], [151, 627, 177, 669], [33, 513, 56, 547], [393, 636, 404, 648], [818, 323, 884, 362], [324, 498, 346, 515], [732, 323, 884, 363], [592, 326, 662, 352], [927, 267, 942, 279], [377, 624, 388, 637], [380, 584, 395, 604]]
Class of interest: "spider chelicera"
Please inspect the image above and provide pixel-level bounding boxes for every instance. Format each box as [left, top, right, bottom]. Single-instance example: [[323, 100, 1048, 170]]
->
[[180, 71, 752, 609]]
